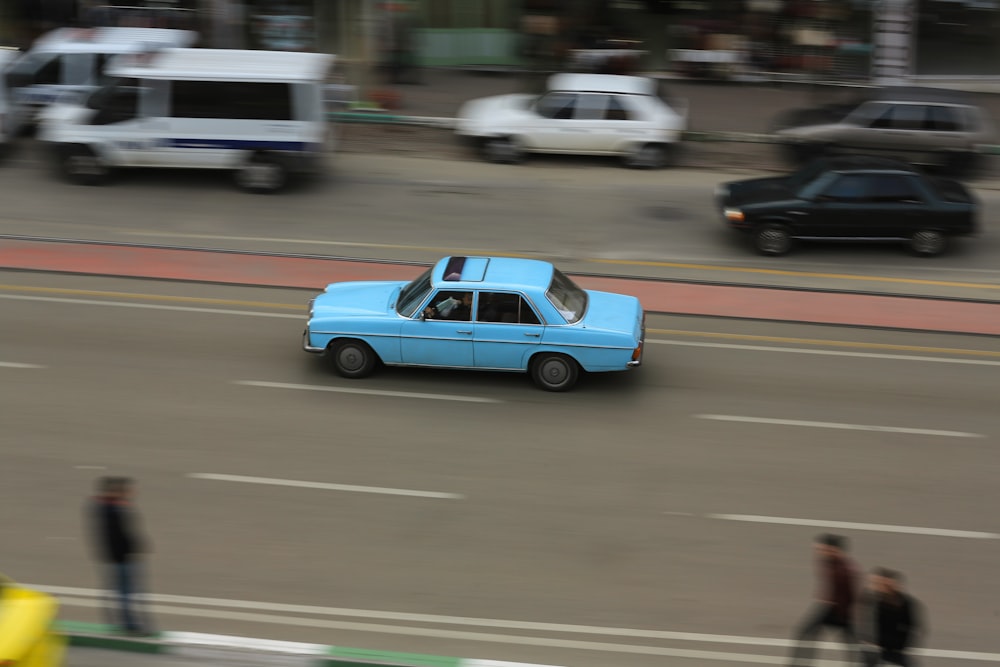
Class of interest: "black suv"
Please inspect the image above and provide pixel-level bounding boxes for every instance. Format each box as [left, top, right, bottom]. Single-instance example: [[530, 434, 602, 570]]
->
[[716, 156, 978, 256], [772, 87, 995, 175]]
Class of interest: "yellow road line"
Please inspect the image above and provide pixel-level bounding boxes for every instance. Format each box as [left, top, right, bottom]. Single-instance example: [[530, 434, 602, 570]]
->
[[591, 258, 1000, 290], [0, 284, 305, 310], [650, 328, 1000, 358]]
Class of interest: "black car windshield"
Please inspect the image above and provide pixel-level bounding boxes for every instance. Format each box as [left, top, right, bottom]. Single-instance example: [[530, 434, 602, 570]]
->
[[546, 269, 587, 323], [787, 160, 831, 190], [396, 268, 433, 317]]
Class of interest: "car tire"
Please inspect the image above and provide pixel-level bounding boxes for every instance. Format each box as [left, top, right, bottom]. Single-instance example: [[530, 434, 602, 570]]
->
[[754, 224, 793, 256], [910, 229, 948, 257], [329, 339, 378, 378], [59, 145, 109, 186], [530, 353, 579, 392], [623, 143, 672, 169], [482, 136, 523, 164], [236, 154, 287, 194]]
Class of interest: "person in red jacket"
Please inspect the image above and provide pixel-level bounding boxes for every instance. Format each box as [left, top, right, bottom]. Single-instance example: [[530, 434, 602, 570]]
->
[[790, 533, 860, 667]]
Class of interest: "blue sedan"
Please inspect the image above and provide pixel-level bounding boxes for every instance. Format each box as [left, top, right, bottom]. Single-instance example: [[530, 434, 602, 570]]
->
[[303, 256, 645, 391]]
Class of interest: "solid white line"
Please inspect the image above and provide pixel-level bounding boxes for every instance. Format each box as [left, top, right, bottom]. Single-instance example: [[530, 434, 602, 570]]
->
[[48, 597, 1000, 663], [0, 294, 301, 318], [235, 380, 502, 404], [708, 514, 1000, 540], [649, 340, 1000, 367], [0, 361, 45, 368], [696, 414, 984, 439], [188, 473, 463, 500]]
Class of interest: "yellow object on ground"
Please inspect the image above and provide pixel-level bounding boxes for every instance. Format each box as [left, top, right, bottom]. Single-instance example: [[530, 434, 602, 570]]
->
[[0, 574, 66, 667]]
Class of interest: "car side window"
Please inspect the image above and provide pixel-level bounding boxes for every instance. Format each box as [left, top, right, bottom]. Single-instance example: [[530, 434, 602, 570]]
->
[[536, 92, 576, 120], [854, 102, 892, 128], [477, 292, 541, 325], [818, 174, 870, 202], [573, 93, 609, 120], [424, 291, 473, 321], [605, 95, 632, 121], [33, 54, 63, 86], [926, 105, 962, 131], [886, 104, 926, 131], [867, 175, 924, 203]]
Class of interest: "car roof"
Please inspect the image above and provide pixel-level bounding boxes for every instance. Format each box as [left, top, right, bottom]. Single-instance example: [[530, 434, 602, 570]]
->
[[870, 85, 975, 106], [432, 256, 554, 291], [29, 27, 196, 54], [108, 48, 333, 82], [547, 73, 655, 96]]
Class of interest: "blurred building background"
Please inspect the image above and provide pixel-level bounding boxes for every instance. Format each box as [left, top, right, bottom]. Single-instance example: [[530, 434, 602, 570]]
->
[[0, 0, 997, 81]]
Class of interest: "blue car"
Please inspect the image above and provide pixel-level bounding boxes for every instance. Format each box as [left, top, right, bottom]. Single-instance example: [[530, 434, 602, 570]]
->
[[303, 256, 645, 391]]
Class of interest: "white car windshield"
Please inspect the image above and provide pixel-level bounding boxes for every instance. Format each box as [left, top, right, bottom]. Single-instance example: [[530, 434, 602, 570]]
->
[[545, 269, 587, 323], [396, 268, 433, 317]]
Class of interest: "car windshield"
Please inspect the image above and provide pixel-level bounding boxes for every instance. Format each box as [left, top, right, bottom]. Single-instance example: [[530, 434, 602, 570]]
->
[[546, 268, 587, 324], [396, 268, 433, 317], [787, 160, 831, 190]]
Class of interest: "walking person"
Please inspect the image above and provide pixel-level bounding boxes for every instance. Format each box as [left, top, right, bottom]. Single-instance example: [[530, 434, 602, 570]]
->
[[88, 476, 153, 636], [790, 534, 861, 667], [858, 568, 923, 666]]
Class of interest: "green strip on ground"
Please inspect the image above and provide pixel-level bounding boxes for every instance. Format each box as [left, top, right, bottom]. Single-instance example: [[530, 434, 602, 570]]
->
[[56, 620, 164, 654], [324, 645, 462, 667]]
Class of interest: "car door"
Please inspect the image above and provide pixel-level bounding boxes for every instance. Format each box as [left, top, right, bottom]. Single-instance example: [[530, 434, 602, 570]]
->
[[862, 174, 930, 238], [523, 92, 579, 151], [398, 290, 475, 367], [85, 82, 159, 167], [852, 102, 928, 157], [472, 292, 544, 370], [802, 173, 875, 237]]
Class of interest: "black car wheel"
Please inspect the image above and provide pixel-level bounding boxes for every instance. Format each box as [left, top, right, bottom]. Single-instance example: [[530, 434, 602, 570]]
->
[[236, 154, 287, 193], [482, 136, 523, 164], [531, 353, 579, 392], [623, 143, 671, 169], [60, 145, 109, 185], [754, 224, 793, 256], [910, 229, 948, 257], [329, 339, 378, 378]]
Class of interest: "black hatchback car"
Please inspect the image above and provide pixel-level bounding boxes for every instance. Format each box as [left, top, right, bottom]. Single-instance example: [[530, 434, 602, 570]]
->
[[716, 157, 978, 257]]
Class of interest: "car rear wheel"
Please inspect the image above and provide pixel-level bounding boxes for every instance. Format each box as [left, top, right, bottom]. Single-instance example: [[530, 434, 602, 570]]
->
[[329, 339, 378, 378], [236, 154, 287, 193], [482, 136, 523, 164], [531, 353, 579, 392], [754, 224, 793, 256], [910, 229, 948, 257], [623, 143, 671, 169], [60, 145, 109, 186]]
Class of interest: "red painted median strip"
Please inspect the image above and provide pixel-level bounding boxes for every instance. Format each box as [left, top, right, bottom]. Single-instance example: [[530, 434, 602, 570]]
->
[[2, 239, 999, 336]]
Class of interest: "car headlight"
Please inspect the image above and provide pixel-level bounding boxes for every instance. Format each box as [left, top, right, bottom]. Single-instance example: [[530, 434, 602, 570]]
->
[[724, 208, 745, 222]]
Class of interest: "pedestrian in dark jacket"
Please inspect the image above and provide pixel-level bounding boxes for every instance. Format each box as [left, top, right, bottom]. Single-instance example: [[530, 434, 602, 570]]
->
[[858, 568, 923, 666], [89, 476, 152, 636], [790, 533, 860, 667]]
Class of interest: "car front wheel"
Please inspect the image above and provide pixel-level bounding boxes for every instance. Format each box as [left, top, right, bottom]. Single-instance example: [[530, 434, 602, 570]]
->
[[482, 136, 523, 164], [754, 224, 793, 256], [531, 353, 579, 392], [60, 145, 109, 185], [329, 339, 378, 378], [910, 229, 948, 257]]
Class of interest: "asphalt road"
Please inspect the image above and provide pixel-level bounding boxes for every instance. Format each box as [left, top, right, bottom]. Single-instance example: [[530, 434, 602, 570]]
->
[[4, 273, 999, 667], [2, 144, 1000, 300]]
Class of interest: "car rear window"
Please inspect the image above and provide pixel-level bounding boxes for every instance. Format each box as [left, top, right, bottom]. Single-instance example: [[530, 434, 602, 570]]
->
[[546, 269, 587, 324]]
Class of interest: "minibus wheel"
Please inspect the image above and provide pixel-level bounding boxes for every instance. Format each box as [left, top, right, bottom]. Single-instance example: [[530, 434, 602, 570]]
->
[[236, 154, 287, 194]]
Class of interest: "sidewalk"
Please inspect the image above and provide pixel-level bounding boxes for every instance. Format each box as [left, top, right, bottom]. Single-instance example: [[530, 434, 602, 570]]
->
[[351, 67, 1000, 135], [3, 238, 999, 336]]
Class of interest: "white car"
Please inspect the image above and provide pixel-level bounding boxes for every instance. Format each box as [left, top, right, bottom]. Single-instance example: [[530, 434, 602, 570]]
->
[[455, 73, 687, 168]]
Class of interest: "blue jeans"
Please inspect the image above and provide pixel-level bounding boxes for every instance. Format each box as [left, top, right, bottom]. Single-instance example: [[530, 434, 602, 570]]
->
[[105, 561, 148, 633]]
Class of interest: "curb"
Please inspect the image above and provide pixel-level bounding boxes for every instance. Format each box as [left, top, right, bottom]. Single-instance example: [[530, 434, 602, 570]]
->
[[327, 111, 1000, 154], [58, 622, 564, 667]]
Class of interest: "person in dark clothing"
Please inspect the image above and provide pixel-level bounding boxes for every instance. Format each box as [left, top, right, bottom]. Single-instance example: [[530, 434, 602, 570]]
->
[[89, 476, 152, 636], [858, 568, 924, 666], [790, 534, 860, 667]]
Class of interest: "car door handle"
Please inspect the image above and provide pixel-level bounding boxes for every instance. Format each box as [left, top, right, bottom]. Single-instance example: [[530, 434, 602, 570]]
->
[[524, 332, 541, 338], [456, 329, 472, 334]]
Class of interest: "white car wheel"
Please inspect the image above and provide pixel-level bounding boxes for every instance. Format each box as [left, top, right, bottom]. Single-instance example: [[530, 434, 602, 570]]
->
[[61, 146, 109, 185], [236, 156, 287, 193], [482, 137, 523, 164], [624, 143, 669, 170]]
